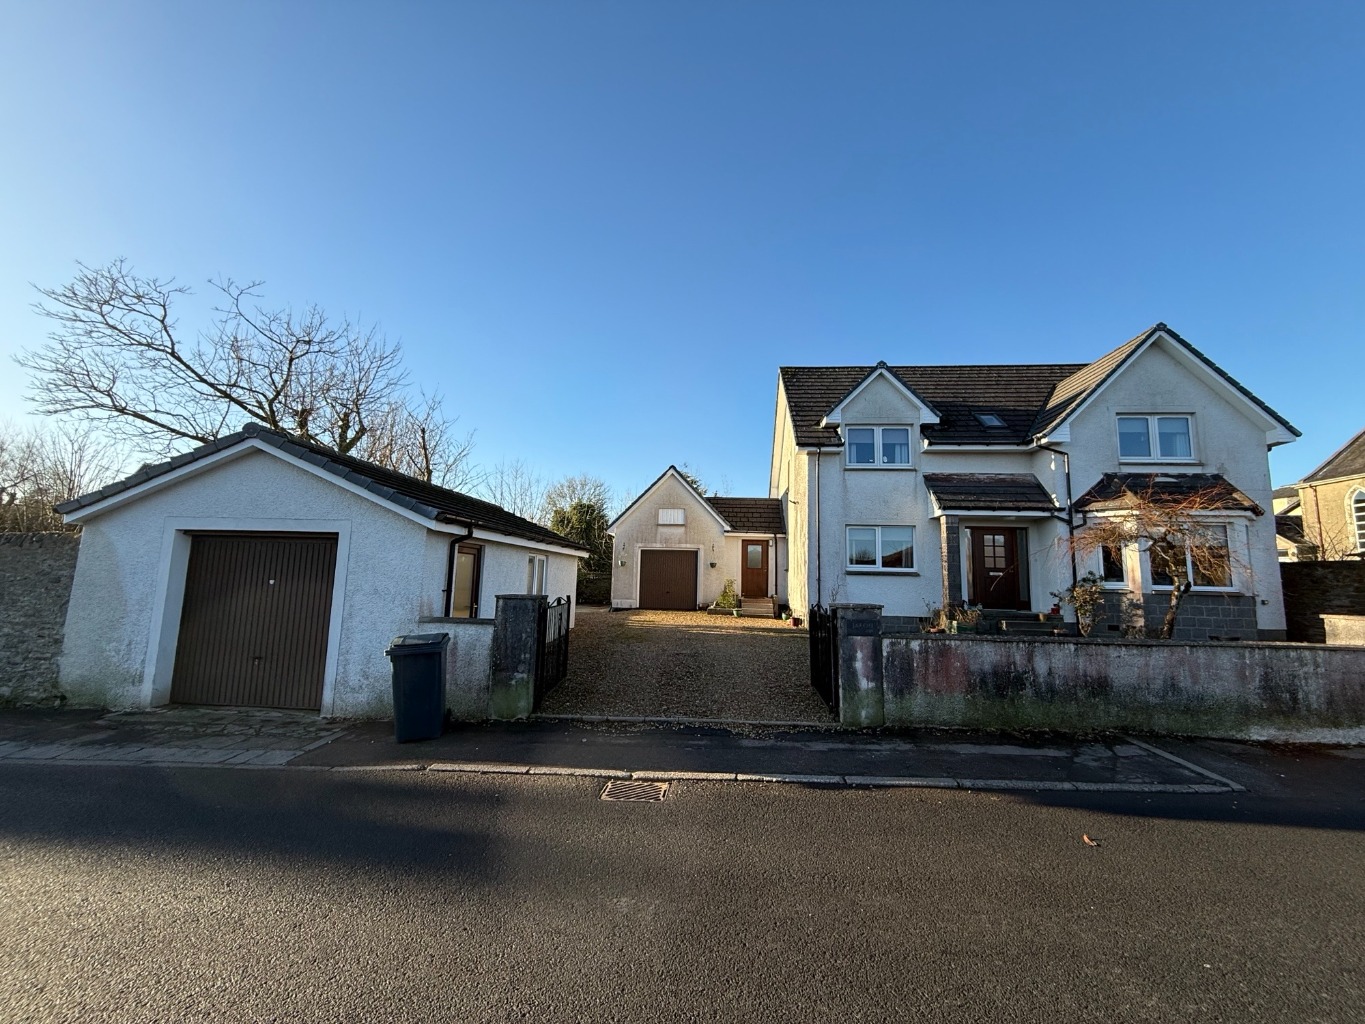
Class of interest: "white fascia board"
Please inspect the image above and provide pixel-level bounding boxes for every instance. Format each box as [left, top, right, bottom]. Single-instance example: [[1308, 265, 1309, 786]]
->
[[820, 367, 940, 427], [464, 527, 589, 558], [1036, 424, 1071, 444], [1054, 330, 1292, 442], [921, 443, 1036, 453], [933, 509, 1057, 519]]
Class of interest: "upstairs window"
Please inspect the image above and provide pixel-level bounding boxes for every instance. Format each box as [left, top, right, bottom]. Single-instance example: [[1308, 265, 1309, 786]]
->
[[1118, 415, 1194, 461], [846, 427, 912, 467], [658, 508, 685, 525], [1353, 490, 1365, 551]]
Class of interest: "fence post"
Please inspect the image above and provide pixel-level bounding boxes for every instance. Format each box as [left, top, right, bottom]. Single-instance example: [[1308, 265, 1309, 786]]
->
[[833, 603, 884, 728], [490, 594, 546, 720]]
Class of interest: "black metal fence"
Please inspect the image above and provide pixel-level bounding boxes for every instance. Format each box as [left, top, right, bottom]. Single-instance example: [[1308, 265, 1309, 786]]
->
[[533, 595, 572, 710], [808, 603, 839, 714]]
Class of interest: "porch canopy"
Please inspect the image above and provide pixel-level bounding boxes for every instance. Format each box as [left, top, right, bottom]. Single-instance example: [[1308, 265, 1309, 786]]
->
[[923, 473, 1059, 517]]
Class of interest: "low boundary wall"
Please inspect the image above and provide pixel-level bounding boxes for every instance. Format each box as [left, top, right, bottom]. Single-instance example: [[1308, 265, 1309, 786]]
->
[[824, 603, 1365, 740]]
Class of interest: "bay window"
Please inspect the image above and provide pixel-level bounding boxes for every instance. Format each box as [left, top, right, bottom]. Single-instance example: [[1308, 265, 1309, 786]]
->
[[1149, 525, 1232, 589]]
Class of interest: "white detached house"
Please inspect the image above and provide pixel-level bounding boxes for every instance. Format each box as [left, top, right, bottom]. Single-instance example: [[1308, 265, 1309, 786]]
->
[[770, 323, 1297, 639]]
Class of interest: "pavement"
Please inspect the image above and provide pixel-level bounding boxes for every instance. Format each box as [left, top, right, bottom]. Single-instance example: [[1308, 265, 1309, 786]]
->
[[0, 705, 1304, 796]]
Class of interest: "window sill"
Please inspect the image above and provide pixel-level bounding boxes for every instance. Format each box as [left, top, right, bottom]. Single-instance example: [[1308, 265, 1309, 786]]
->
[[846, 568, 920, 575], [1117, 458, 1201, 466], [1149, 587, 1240, 594], [844, 465, 916, 470]]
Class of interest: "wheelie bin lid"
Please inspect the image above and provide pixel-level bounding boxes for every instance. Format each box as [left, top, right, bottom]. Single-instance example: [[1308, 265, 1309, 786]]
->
[[385, 633, 451, 657]]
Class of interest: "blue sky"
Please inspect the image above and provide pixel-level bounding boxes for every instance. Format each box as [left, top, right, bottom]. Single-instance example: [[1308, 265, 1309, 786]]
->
[[1, 1, 1361, 503]]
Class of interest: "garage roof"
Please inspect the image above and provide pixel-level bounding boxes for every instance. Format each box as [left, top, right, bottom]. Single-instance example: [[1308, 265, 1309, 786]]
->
[[56, 423, 588, 552]]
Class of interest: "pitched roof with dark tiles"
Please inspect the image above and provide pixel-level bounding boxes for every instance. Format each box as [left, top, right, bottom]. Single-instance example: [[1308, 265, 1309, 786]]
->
[[1303, 426, 1365, 483], [780, 363, 1085, 447], [705, 497, 786, 534], [922, 473, 1058, 512], [779, 324, 1298, 449], [56, 424, 588, 551], [1073, 473, 1264, 516]]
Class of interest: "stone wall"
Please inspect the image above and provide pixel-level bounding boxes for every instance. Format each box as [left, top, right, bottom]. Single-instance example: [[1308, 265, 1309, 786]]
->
[[1281, 561, 1365, 643], [1090, 591, 1258, 640], [881, 634, 1365, 738], [1323, 615, 1365, 647], [0, 533, 81, 707]]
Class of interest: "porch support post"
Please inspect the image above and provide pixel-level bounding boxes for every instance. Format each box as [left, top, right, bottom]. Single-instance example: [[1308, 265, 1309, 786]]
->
[[833, 603, 884, 728], [940, 515, 962, 609], [489, 594, 545, 720]]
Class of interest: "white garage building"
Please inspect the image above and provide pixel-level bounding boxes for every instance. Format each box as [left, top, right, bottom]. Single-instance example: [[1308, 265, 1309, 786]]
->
[[55, 424, 585, 717]]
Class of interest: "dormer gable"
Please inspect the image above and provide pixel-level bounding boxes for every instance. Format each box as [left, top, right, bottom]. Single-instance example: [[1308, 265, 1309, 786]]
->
[[820, 363, 941, 429]]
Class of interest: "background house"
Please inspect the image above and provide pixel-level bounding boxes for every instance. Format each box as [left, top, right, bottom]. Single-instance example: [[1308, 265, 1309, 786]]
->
[[770, 324, 1297, 640], [55, 424, 585, 716], [608, 466, 786, 612], [1289, 426, 1365, 559]]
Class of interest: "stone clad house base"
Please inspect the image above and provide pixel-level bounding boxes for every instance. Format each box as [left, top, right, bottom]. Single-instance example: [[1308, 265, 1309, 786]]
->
[[824, 603, 1365, 740]]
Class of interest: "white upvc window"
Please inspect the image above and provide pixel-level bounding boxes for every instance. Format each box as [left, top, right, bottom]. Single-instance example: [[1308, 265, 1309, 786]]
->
[[1352, 489, 1365, 552], [526, 555, 547, 595], [1148, 524, 1234, 590], [658, 507, 685, 525], [846, 526, 915, 571], [1117, 414, 1195, 462], [845, 426, 913, 467], [1099, 542, 1127, 588]]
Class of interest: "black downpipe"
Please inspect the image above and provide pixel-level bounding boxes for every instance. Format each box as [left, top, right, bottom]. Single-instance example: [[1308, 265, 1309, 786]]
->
[[441, 522, 476, 617], [1037, 442, 1078, 593]]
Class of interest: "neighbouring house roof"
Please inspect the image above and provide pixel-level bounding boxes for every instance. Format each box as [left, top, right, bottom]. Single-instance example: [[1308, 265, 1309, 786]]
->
[[56, 423, 588, 552], [1073, 473, 1265, 516], [705, 497, 786, 534], [1276, 513, 1305, 545], [1302, 426, 1365, 483], [1272, 484, 1300, 500], [922, 473, 1058, 513], [779, 323, 1299, 450]]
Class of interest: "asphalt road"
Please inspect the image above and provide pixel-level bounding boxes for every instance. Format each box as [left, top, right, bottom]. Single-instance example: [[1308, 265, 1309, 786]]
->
[[0, 762, 1361, 1023]]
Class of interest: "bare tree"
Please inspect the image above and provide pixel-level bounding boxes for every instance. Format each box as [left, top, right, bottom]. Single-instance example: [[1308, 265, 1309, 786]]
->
[[1071, 479, 1254, 638], [478, 459, 549, 523], [0, 420, 125, 532], [17, 259, 474, 485]]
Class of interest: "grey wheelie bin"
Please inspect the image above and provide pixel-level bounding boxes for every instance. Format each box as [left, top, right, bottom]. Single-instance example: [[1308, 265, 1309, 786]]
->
[[385, 633, 450, 742]]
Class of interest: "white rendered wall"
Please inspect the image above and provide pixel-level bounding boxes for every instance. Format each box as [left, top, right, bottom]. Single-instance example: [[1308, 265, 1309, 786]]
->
[[609, 473, 728, 609], [60, 448, 579, 716], [1060, 339, 1288, 634]]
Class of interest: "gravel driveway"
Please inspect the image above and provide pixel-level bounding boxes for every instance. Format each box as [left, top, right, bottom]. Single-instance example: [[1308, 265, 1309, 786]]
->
[[538, 608, 834, 723]]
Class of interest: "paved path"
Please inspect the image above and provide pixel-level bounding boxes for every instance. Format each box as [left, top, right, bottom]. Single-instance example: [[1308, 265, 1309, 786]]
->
[[0, 761, 1361, 1023], [0, 707, 345, 768], [538, 607, 833, 723]]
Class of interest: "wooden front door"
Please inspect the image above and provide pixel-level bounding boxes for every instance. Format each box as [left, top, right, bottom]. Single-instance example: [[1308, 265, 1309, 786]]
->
[[969, 529, 1023, 610], [171, 533, 338, 710], [741, 541, 768, 598]]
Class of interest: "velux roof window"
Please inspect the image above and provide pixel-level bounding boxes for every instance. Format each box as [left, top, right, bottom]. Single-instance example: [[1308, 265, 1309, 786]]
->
[[974, 412, 1007, 429]]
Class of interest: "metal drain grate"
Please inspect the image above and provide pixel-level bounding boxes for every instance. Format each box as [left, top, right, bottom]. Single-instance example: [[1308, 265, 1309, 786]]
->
[[600, 780, 668, 802]]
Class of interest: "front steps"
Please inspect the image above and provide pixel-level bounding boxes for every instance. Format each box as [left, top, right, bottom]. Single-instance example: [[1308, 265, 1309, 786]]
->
[[738, 598, 776, 618]]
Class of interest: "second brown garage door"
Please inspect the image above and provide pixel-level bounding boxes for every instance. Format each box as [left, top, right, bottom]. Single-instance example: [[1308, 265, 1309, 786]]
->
[[170, 533, 338, 710], [638, 550, 698, 610]]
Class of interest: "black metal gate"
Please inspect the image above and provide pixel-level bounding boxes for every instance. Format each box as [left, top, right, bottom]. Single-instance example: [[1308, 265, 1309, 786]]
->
[[808, 604, 839, 714], [533, 595, 572, 710]]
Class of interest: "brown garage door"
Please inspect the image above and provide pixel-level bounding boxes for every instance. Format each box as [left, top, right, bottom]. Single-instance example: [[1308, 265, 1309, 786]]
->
[[638, 550, 698, 610], [171, 533, 338, 710]]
